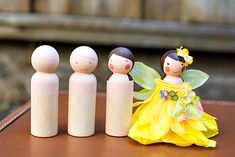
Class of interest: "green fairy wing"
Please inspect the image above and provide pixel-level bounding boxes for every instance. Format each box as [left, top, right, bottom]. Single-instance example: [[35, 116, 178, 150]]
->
[[132, 88, 155, 101], [129, 62, 161, 100], [181, 69, 209, 89]]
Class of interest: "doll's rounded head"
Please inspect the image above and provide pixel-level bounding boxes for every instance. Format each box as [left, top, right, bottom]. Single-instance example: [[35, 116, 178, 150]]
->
[[160, 50, 186, 77], [31, 45, 59, 73], [108, 47, 134, 74], [70, 46, 98, 73]]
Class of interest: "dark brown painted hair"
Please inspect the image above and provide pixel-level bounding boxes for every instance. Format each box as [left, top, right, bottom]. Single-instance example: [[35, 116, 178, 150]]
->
[[160, 50, 185, 72], [108, 47, 135, 64], [108, 47, 134, 80]]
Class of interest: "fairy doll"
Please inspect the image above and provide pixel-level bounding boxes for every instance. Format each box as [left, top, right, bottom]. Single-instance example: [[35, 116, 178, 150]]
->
[[128, 47, 218, 147]]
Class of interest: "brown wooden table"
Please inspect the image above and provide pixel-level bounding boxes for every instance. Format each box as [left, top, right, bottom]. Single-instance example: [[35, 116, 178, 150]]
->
[[0, 92, 235, 157]]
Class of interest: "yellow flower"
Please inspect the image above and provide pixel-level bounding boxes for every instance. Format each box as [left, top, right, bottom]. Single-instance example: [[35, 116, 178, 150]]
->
[[176, 46, 193, 66]]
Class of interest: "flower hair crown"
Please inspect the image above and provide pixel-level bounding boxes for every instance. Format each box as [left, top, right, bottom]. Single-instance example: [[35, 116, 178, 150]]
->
[[176, 46, 193, 67]]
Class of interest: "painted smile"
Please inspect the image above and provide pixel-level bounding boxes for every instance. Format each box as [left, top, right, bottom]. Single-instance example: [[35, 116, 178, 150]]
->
[[79, 67, 88, 71]]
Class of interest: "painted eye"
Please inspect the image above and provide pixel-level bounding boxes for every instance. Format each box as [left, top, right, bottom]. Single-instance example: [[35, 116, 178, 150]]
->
[[76, 61, 78, 64], [167, 63, 170, 65], [110, 60, 112, 62], [181, 63, 184, 66], [89, 61, 92, 64], [125, 60, 128, 62]]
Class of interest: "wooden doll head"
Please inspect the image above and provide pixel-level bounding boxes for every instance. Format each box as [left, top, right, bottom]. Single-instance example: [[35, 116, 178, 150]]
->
[[31, 45, 59, 73], [160, 50, 186, 77], [108, 47, 134, 74], [70, 46, 98, 74]]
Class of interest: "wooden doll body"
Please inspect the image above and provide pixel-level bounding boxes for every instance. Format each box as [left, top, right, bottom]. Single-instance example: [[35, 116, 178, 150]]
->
[[68, 46, 98, 137], [31, 72, 59, 137], [105, 47, 134, 137], [31, 45, 59, 137], [68, 73, 97, 136], [106, 73, 133, 136]]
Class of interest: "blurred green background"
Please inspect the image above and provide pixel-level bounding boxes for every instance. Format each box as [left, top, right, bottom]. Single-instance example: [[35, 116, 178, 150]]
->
[[0, 0, 235, 120]]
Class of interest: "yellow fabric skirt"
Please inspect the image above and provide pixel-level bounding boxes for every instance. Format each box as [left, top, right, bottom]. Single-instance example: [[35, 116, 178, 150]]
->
[[128, 79, 218, 147]]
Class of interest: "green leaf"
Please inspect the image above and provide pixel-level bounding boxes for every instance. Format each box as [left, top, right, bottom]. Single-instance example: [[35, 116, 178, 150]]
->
[[129, 62, 161, 90], [186, 103, 201, 120], [181, 69, 209, 89], [172, 100, 185, 118], [133, 88, 154, 101]]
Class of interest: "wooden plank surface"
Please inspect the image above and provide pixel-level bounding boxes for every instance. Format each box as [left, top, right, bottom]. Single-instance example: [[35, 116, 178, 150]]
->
[[69, 0, 141, 19], [33, 0, 68, 14], [181, 0, 235, 24], [144, 0, 181, 21], [0, 13, 235, 51], [0, 0, 30, 13], [1, 92, 235, 157]]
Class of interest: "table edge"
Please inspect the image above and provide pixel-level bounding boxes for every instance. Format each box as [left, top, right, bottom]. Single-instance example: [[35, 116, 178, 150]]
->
[[0, 101, 30, 132]]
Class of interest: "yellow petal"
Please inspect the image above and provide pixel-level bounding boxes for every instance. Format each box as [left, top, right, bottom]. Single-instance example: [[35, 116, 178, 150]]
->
[[151, 101, 171, 139], [133, 101, 143, 107], [178, 122, 216, 147], [200, 112, 218, 130], [182, 48, 189, 56], [202, 128, 219, 138], [171, 120, 186, 134], [187, 120, 207, 131], [162, 130, 192, 147]]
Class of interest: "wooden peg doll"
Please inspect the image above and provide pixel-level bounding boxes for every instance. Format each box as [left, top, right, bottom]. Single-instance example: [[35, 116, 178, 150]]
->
[[105, 47, 134, 137], [128, 47, 218, 148], [31, 45, 59, 137], [68, 46, 98, 137]]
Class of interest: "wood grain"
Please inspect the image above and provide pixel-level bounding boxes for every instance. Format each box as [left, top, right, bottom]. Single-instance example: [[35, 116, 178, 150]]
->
[[69, 0, 141, 19], [33, 0, 68, 14], [181, 0, 235, 24], [0, 0, 30, 13], [144, 0, 181, 21]]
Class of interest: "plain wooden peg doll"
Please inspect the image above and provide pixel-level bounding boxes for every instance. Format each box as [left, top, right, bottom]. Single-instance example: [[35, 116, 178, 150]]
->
[[68, 46, 98, 137], [105, 47, 134, 137], [31, 45, 59, 137]]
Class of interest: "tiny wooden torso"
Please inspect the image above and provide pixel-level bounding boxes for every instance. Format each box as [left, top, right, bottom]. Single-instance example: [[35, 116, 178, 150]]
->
[[68, 73, 97, 137], [31, 72, 59, 137], [163, 75, 184, 85], [106, 73, 133, 136]]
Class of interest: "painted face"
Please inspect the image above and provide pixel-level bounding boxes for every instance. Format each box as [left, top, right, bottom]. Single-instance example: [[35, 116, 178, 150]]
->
[[108, 54, 133, 74], [163, 56, 186, 76], [70, 46, 98, 73]]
